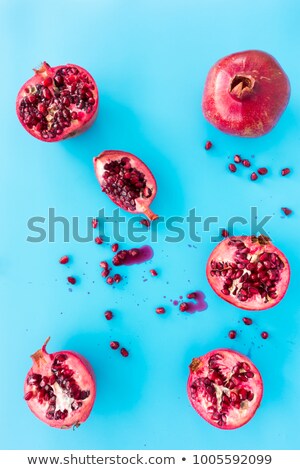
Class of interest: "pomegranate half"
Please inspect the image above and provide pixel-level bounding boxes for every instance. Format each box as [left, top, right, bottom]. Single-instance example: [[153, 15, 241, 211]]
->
[[202, 50, 290, 137], [16, 62, 99, 142], [24, 338, 96, 429], [188, 349, 263, 430], [94, 150, 158, 220], [206, 236, 290, 310]]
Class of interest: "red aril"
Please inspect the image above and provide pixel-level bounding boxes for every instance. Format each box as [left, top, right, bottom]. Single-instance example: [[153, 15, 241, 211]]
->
[[206, 236, 290, 310], [24, 338, 96, 429], [187, 349, 263, 429], [16, 62, 98, 142], [94, 150, 158, 220], [202, 50, 290, 137]]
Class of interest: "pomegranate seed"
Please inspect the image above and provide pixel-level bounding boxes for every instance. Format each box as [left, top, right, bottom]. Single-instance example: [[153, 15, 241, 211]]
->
[[281, 168, 291, 176], [205, 140, 212, 150], [67, 276, 76, 285], [101, 269, 109, 278], [242, 317, 253, 325], [234, 155, 242, 164], [106, 276, 114, 285], [281, 207, 292, 216], [150, 269, 158, 276], [112, 243, 119, 252], [228, 330, 237, 339], [100, 261, 108, 269], [187, 292, 197, 299], [120, 348, 129, 357], [95, 237, 103, 244], [43, 77, 53, 87], [105, 310, 113, 320], [110, 341, 119, 350], [156, 307, 166, 314], [114, 274, 122, 283], [250, 172, 258, 181], [59, 255, 69, 264], [229, 163, 237, 173], [179, 302, 189, 312], [242, 159, 251, 167], [261, 331, 269, 339], [257, 167, 268, 175], [129, 248, 139, 257], [92, 218, 98, 229], [24, 391, 34, 401], [140, 219, 150, 227], [222, 229, 229, 237]]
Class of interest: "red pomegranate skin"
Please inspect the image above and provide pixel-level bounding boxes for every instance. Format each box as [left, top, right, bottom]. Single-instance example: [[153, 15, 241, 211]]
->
[[202, 50, 290, 137], [187, 349, 263, 430], [206, 236, 290, 311], [16, 62, 99, 142], [94, 150, 158, 220], [24, 338, 96, 429]]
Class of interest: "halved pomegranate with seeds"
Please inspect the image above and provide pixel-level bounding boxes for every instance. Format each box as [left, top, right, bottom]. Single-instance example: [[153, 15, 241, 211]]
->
[[206, 235, 290, 310], [94, 150, 158, 220], [188, 349, 263, 430], [24, 338, 96, 429], [16, 62, 98, 142]]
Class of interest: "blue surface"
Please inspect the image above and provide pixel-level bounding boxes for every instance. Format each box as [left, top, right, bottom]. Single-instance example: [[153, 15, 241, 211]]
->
[[1, 0, 300, 450]]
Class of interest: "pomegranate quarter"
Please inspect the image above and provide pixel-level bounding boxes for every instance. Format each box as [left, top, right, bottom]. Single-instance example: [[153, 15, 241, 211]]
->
[[24, 338, 96, 429], [16, 62, 99, 142], [94, 150, 158, 220], [202, 50, 290, 137], [207, 236, 290, 310], [188, 349, 263, 430]]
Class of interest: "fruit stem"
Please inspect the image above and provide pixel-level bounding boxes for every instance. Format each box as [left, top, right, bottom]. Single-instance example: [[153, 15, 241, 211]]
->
[[143, 208, 159, 221], [230, 74, 255, 100], [31, 337, 50, 365]]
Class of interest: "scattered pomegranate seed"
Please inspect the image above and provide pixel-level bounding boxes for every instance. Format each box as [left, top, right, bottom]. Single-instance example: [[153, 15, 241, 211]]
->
[[24, 391, 34, 401], [205, 140, 212, 150], [92, 218, 98, 229], [112, 243, 119, 252], [129, 248, 139, 257], [250, 172, 258, 181], [101, 269, 109, 278], [187, 292, 197, 299], [95, 237, 103, 244], [110, 341, 120, 350], [242, 317, 253, 325], [67, 276, 76, 285], [222, 229, 229, 237], [105, 310, 113, 320], [281, 207, 292, 216], [106, 276, 114, 285], [179, 302, 189, 312], [156, 307, 166, 314], [114, 274, 122, 283], [242, 159, 251, 167], [228, 330, 237, 339], [100, 261, 108, 269], [229, 163, 237, 173], [140, 218, 150, 227], [234, 155, 242, 164], [281, 168, 291, 176], [120, 348, 129, 357], [261, 331, 269, 339], [257, 167, 268, 175], [150, 269, 158, 276], [59, 255, 69, 264]]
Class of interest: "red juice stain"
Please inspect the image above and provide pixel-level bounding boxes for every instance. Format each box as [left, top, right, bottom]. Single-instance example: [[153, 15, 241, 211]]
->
[[173, 300, 179, 306], [185, 291, 208, 313], [122, 246, 154, 266], [179, 295, 183, 299]]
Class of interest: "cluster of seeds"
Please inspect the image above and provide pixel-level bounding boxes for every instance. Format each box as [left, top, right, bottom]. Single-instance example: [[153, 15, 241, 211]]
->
[[102, 157, 152, 211], [18, 66, 96, 139]]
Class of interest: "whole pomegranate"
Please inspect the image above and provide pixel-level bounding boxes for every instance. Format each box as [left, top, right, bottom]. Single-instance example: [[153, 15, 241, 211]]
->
[[94, 150, 158, 220], [24, 338, 96, 429], [206, 235, 290, 310], [202, 50, 290, 137], [188, 349, 263, 429], [16, 62, 98, 142]]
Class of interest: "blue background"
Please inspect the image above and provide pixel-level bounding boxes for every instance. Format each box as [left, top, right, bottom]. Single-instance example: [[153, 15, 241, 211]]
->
[[1, 0, 299, 450]]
